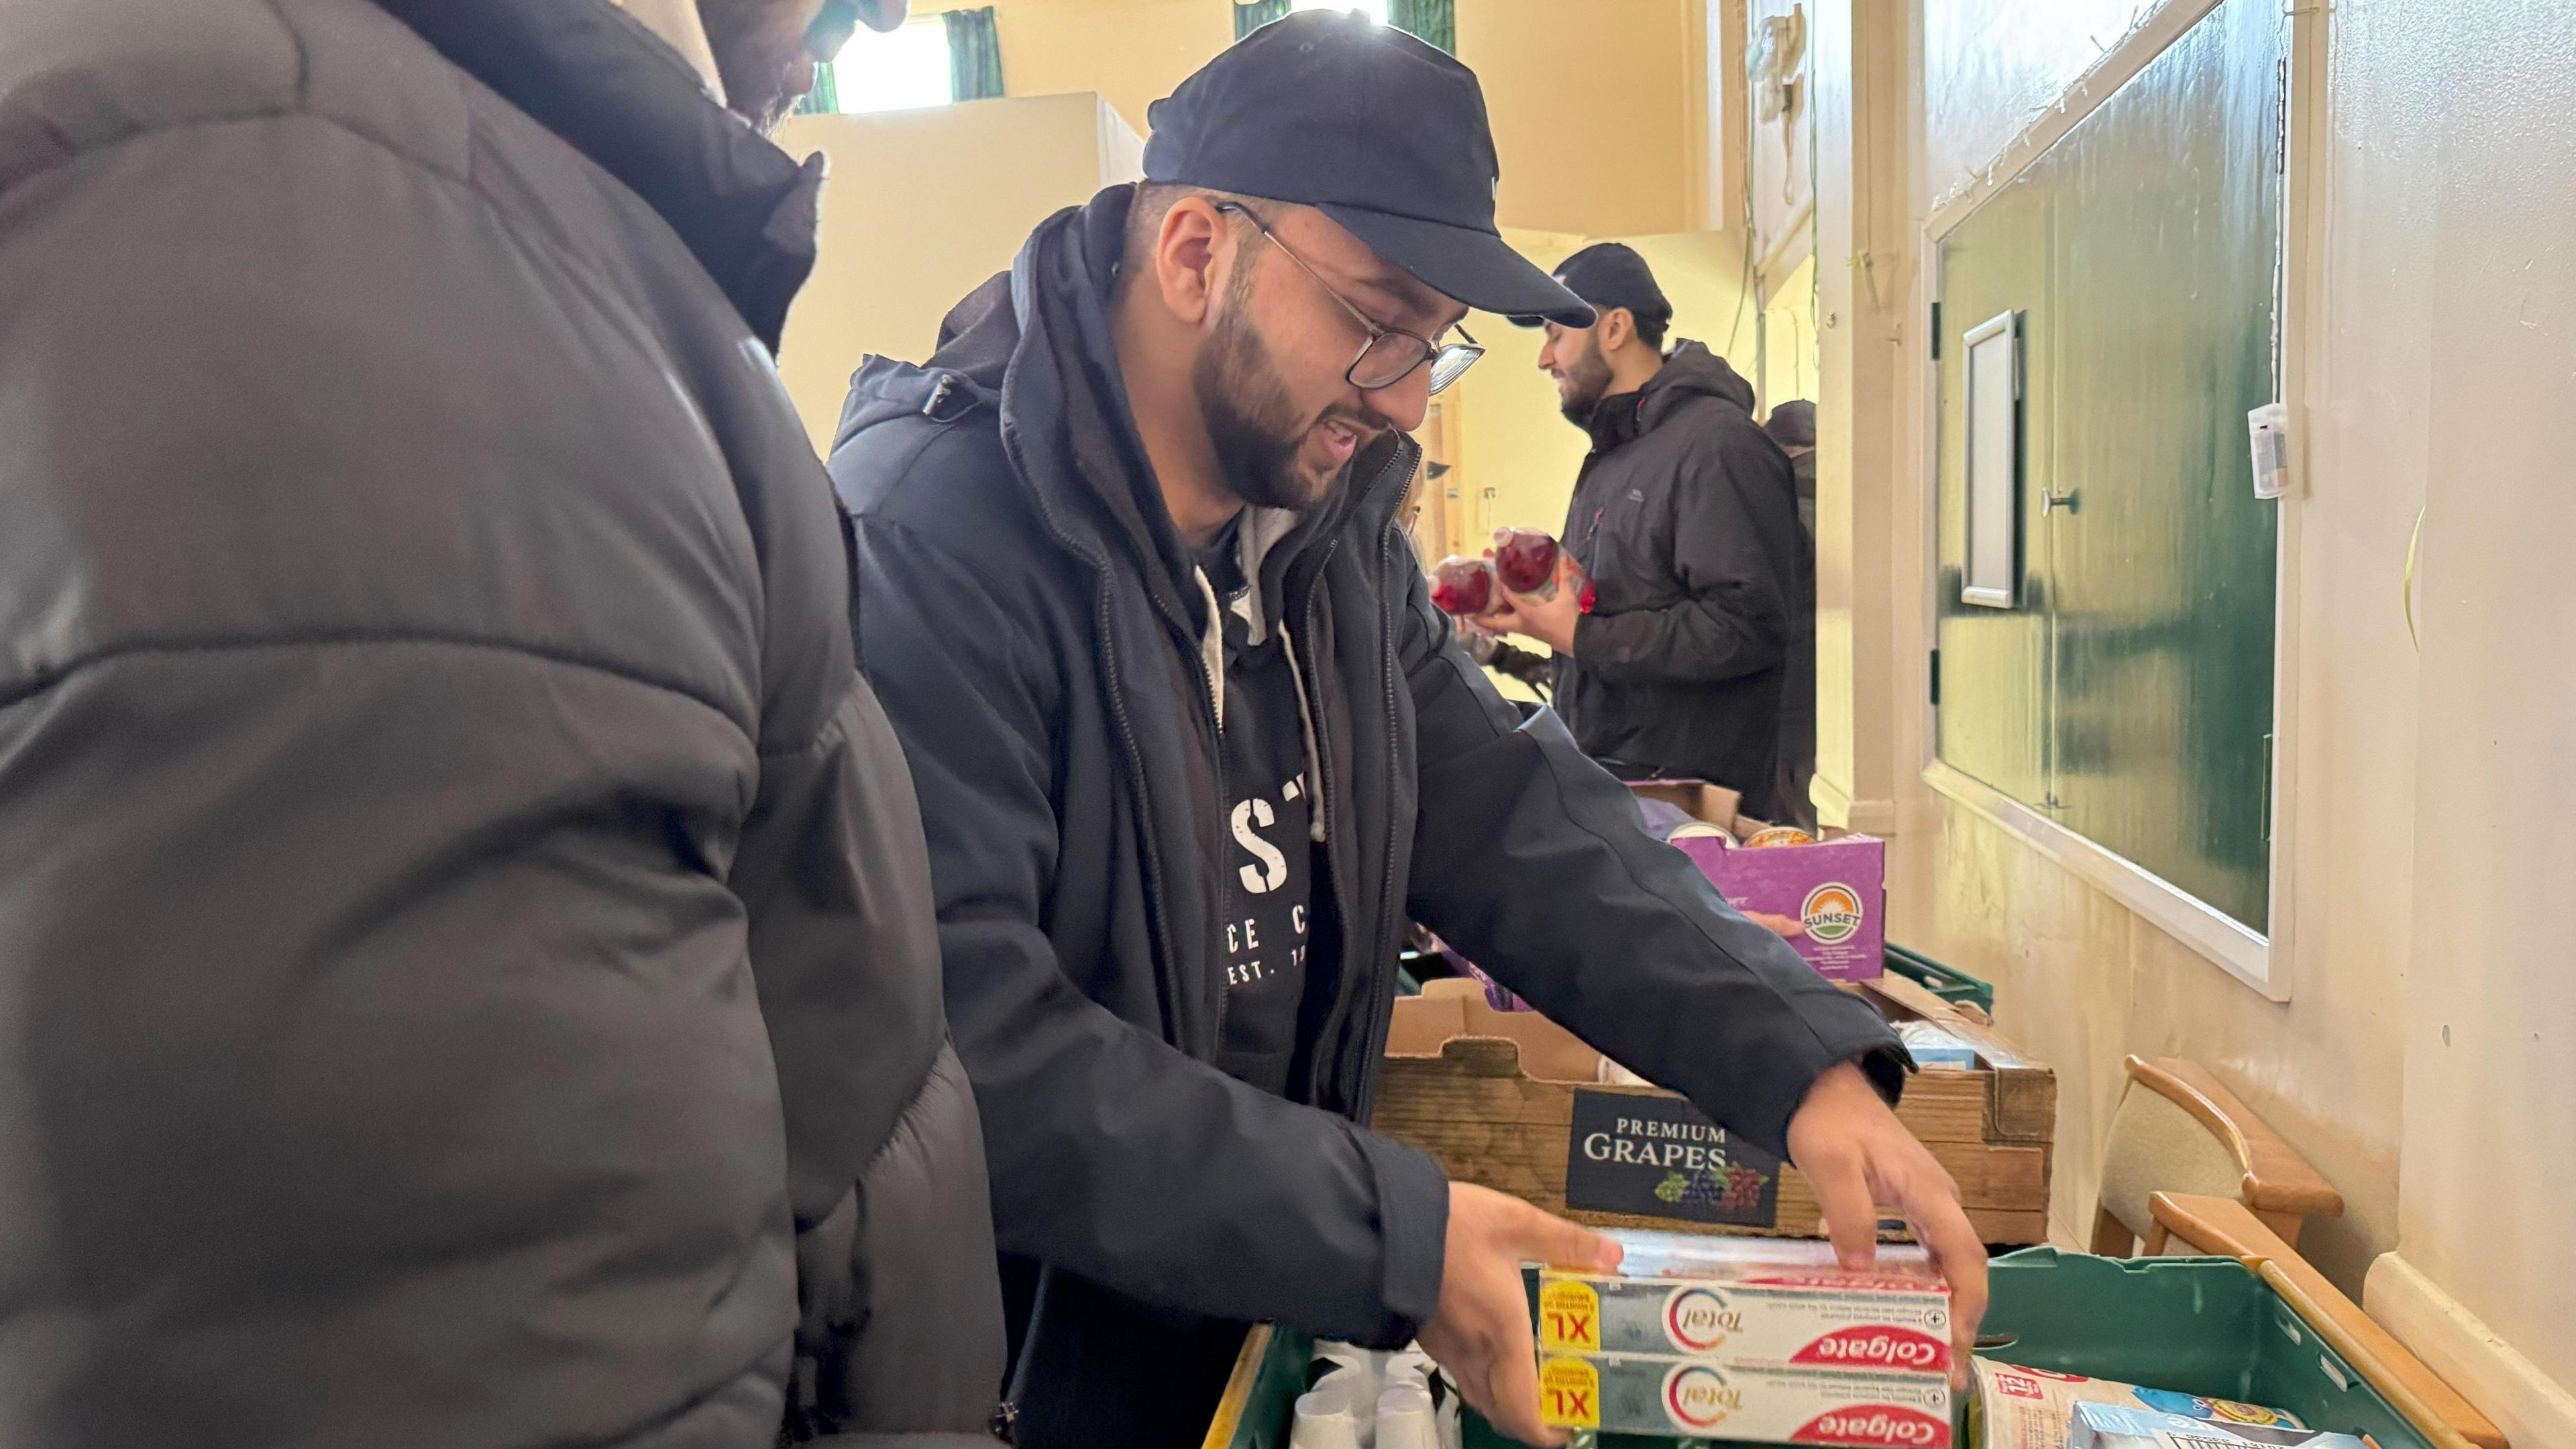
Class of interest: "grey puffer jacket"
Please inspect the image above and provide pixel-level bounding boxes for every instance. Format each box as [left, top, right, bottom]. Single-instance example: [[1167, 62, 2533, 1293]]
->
[[0, 1, 1000, 1444]]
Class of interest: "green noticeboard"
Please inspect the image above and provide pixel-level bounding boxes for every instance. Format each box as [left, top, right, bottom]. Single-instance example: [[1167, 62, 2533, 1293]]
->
[[1935, 0, 2284, 932]]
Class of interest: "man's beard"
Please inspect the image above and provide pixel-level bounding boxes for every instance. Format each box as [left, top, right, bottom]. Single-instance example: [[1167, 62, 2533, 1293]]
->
[[1192, 301, 1368, 513], [1556, 337, 1616, 426], [698, 0, 812, 132]]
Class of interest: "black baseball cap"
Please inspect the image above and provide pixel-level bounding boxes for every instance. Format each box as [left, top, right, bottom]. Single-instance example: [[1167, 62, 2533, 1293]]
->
[[1510, 241, 1671, 329], [1142, 11, 1594, 327]]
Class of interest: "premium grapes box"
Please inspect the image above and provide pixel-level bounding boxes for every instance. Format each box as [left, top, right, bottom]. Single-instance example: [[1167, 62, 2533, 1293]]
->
[[1374, 978, 2056, 1244], [1537, 1246, 1952, 1374], [1538, 1352, 1953, 1446]]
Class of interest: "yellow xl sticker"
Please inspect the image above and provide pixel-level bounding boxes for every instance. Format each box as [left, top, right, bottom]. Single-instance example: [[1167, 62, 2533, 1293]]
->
[[1538, 1277, 1603, 1350], [1539, 1354, 1601, 1429]]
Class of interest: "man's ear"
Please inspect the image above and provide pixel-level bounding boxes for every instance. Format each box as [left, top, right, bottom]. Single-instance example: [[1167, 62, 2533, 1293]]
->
[[1599, 306, 1635, 354], [1152, 196, 1235, 329]]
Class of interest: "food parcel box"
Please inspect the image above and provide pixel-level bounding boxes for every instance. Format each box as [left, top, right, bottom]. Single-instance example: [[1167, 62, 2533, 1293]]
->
[[1629, 780, 1886, 983], [1374, 979, 2054, 1244]]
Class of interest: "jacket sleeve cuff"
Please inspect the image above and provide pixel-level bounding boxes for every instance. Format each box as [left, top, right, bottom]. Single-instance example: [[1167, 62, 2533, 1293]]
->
[[1354, 1131, 1450, 1350], [1734, 991, 1908, 1159]]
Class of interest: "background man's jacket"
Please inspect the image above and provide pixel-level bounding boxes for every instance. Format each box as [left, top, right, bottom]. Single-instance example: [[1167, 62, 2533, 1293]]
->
[[1555, 343, 1808, 817]]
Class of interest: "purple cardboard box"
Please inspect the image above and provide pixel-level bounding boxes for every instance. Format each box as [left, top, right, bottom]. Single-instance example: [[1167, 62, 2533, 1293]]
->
[[1674, 834, 1886, 982]]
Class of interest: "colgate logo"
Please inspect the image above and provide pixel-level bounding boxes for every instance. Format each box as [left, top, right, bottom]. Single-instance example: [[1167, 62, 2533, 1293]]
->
[[1795, 1405, 1951, 1448], [1792, 1326, 1950, 1373]]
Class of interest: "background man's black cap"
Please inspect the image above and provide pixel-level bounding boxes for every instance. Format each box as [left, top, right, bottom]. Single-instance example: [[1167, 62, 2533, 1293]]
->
[[1510, 241, 1672, 329], [1765, 399, 1817, 448], [1142, 11, 1594, 327]]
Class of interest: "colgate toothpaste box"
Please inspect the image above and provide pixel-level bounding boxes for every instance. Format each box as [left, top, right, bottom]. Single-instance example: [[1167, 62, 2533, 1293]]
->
[[1676, 830, 1887, 982], [1538, 1353, 1953, 1446], [1539, 1232, 1951, 1373], [1537, 1270, 1952, 1374]]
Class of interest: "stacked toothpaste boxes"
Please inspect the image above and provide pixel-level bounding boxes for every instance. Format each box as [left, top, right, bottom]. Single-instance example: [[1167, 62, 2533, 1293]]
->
[[1536, 1231, 1953, 1446]]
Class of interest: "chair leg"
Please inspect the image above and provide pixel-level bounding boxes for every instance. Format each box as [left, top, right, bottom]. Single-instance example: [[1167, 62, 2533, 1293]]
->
[[2142, 1222, 2170, 1256], [2090, 1207, 2136, 1258]]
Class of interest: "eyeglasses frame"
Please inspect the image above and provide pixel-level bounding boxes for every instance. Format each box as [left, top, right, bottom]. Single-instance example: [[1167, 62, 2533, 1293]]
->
[[1212, 201, 1484, 396]]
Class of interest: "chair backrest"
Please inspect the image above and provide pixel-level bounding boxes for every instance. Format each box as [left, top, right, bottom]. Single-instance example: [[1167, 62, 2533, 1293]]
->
[[2098, 1077, 2250, 1245], [2094, 1055, 2345, 1255]]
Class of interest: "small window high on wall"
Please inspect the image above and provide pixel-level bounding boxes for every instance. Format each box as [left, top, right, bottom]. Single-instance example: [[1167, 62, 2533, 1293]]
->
[[815, 17, 953, 115]]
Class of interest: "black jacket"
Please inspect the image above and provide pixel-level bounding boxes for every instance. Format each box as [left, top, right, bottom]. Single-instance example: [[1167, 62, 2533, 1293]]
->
[[0, 0, 1002, 1444], [1557, 343, 1809, 817], [826, 189, 1900, 1444]]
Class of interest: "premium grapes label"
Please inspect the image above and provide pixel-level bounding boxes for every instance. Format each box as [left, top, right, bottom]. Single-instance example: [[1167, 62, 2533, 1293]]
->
[[1563, 1088, 1782, 1227]]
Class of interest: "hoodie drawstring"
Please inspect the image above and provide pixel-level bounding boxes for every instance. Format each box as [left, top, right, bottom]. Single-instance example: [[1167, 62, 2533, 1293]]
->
[[1194, 568, 1328, 846]]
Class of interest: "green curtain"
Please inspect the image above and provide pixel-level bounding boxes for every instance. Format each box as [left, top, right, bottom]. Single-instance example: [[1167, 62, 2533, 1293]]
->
[[1234, 0, 1291, 41], [1388, 0, 1455, 54], [789, 62, 841, 116], [944, 7, 1004, 101]]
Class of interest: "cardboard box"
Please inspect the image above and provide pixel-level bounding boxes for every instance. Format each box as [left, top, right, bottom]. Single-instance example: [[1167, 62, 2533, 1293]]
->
[[1538, 1352, 1952, 1445], [1375, 979, 2057, 1244], [2068, 1403, 2367, 1449], [1973, 1360, 2306, 1449], [1629, 781, 1888, 982]]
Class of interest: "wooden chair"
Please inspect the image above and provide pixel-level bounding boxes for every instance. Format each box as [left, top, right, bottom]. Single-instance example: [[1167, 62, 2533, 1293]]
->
[[2090, 1055, 2345, 1257], [2151, 1192, 2508, 1449]]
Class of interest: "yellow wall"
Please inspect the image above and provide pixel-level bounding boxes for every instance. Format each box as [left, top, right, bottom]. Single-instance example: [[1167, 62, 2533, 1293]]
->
[[908, 0, 1224, 141], [903, 0, 1703, 239], [1459, 0, 1700, 237], [772, 93, 1145, 449]]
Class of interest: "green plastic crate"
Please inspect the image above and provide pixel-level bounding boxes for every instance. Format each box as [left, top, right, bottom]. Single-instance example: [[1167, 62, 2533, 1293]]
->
[[1882, 943, 1994, 1016], [1205, 1250, 2461, 1449]]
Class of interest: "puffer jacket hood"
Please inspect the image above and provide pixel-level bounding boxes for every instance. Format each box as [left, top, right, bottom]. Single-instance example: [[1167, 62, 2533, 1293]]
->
[[1646, 338, 1758, 415]]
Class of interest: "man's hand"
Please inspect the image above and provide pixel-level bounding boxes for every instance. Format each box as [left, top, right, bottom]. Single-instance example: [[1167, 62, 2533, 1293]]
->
[[1483, 551, 1584, 657], [1418, 1183, 1621, 1448], [1785, 1061, 1990, 1383]]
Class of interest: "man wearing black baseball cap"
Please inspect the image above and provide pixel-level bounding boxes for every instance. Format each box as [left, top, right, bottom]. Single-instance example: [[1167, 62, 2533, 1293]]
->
[[1482, 242, 1816, 826], [828, 13, 1981, 1444]]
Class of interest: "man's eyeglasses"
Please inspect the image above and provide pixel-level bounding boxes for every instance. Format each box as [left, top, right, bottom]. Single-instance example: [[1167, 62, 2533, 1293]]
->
[[1215, 203, 1483, 395]]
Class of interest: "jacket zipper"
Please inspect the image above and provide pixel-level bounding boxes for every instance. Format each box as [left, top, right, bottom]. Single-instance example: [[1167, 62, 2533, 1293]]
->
[[1292, 441, 1415, 1116], [1346, 516, 1407, 1124]]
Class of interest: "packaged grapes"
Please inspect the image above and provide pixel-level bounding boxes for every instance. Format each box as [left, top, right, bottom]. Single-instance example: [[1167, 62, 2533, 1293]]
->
[[1429, 555, 1497, 616]]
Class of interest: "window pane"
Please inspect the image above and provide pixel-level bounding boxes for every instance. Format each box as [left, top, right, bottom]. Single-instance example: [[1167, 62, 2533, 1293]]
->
[[828, 19, 953, 114], [1290, 0, 1391, 24]]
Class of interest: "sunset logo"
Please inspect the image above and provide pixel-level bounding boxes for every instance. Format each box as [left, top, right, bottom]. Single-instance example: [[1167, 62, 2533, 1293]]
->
[[1801, 882, 1865, 944]]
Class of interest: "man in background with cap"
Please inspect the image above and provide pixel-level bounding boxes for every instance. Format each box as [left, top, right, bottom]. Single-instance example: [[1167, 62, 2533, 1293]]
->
[[828, 14, 1980, 1445], [1483, 244, 1813, 826]]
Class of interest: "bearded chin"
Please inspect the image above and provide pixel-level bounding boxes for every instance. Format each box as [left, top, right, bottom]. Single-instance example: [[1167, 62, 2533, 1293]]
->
[[1193, 311, 1340, 513], [1558, 349, 1614, 427]]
